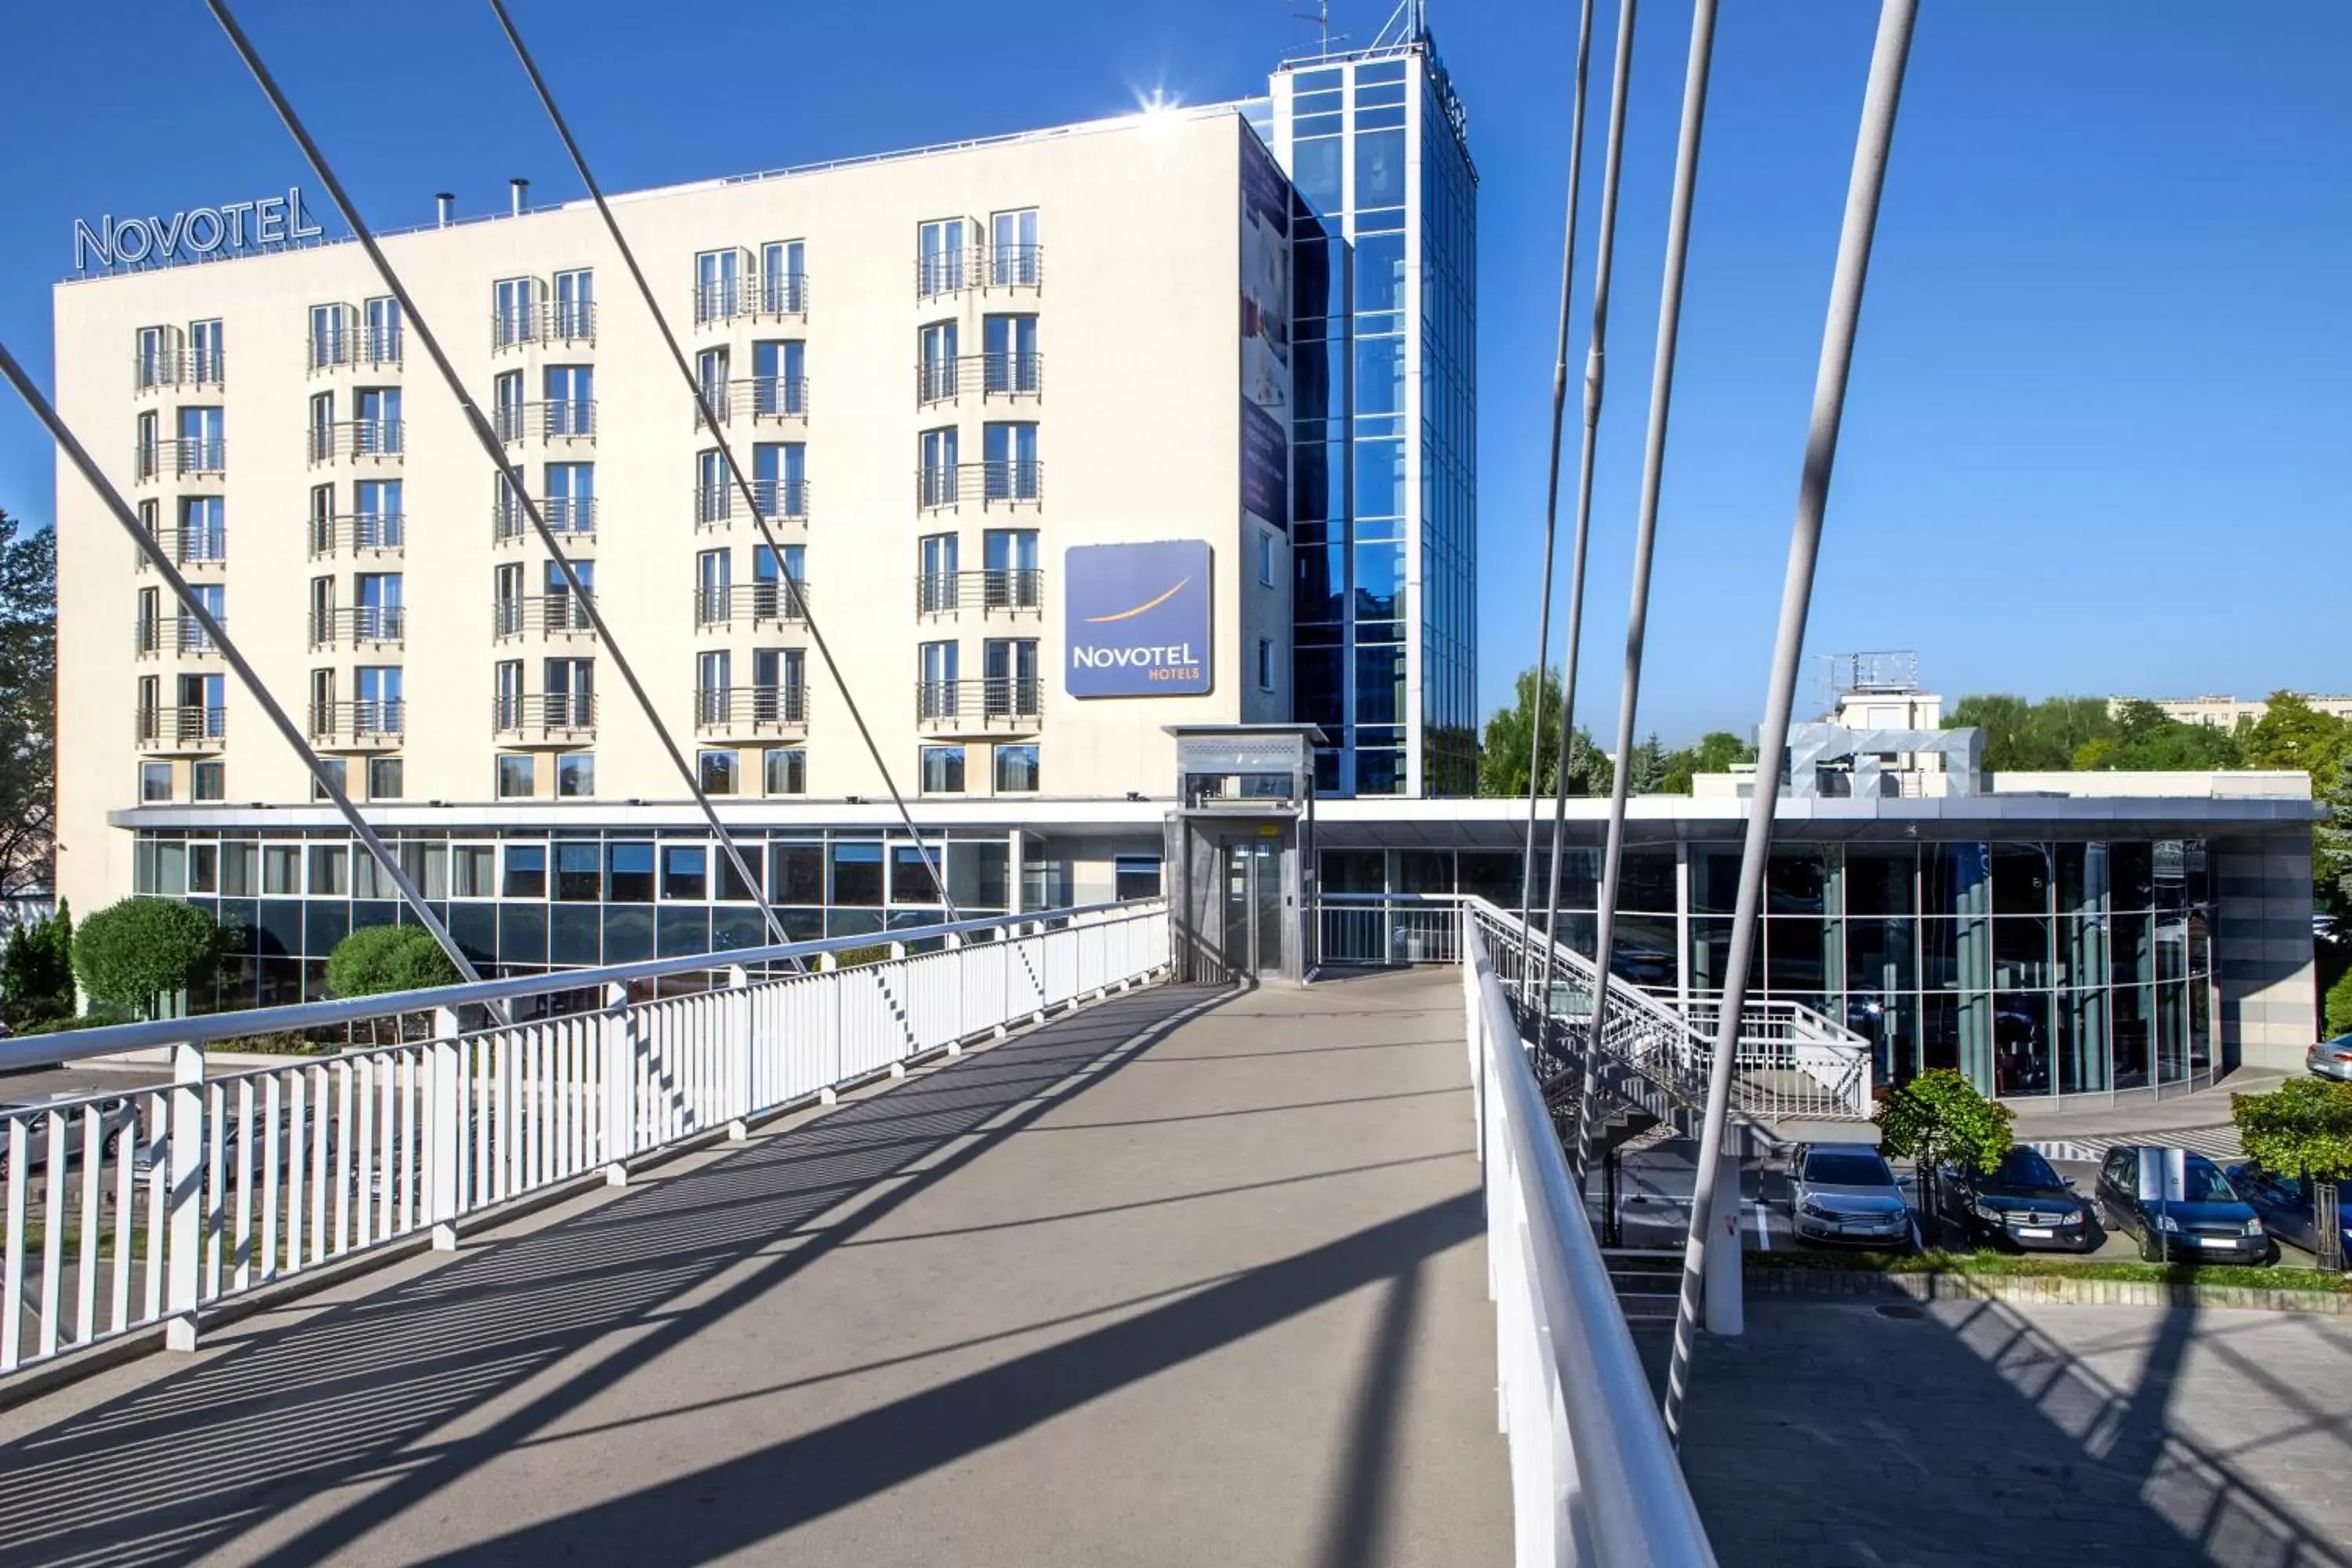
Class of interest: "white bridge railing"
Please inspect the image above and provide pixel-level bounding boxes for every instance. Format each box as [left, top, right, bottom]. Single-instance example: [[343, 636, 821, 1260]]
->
[[0, 898, 1169, 1379]]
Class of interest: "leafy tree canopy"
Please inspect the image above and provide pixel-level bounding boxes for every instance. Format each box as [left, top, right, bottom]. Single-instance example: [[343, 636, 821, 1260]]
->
[[1478, 666, 1609, 799], [2232, 1078, 2352, 1183], [1874, 1068, 2016, 1178], [0, 510, 56, 898], [72, 898, 221, 1019]]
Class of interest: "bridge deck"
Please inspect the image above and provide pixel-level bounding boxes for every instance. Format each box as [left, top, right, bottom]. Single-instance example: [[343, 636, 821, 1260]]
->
[[0, 970, 1507, 1566]]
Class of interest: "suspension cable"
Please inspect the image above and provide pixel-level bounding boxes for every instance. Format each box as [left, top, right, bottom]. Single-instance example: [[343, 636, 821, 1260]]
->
[[0, 343, 494, 1002], [485, 0, 958, 920], [1534, 0, 1639, 1035], [202, 0, 796, 952], [1664, 0, 1918, 1443], [1512, 0, 1599, 993]]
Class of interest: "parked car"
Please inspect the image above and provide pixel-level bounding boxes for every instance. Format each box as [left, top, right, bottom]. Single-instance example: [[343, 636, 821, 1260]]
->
[[0, 1094, 140, 1178], [1790, 1142, 1915, 1252], [1939, 1146, 2100, 1253], [2308, 1033, 2352, 1083], [2223, 1162, 2352, 1262], [2094, 1144, 2274, 1265]]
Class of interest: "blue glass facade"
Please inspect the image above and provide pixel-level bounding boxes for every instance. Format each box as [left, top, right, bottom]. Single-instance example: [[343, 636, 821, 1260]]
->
[[1272, 38, 1477, 797]]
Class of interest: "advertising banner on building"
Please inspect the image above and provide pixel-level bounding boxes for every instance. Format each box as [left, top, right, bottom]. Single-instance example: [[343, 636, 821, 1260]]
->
[[1240, 132, 1291, 532], [1065, 541, 1214, 698]]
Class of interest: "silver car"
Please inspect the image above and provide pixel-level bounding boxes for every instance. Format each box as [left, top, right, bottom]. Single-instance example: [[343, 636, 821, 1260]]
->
[[2309, 1033, 2352, 1083], [1791, 1143, 1916, 1253]]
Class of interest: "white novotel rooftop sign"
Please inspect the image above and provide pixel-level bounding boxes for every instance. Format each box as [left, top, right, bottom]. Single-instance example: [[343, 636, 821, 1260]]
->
[[74, 186, 325, 274]]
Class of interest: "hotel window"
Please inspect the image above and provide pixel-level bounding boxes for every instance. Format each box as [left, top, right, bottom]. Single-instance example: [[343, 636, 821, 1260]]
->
[[355, 387, 401, 453], [136, 325, 169, 390], [918, 532, 959, 612], [981, 314, 1038, 393], [361, 296, 400, 365], [752, 442, 804, 518], [494, 652, 523, 729], [919, 641, 959, 717], [994, 743, 1040, 794], [662, 845, 710, 901], [919, 321, 958, 402], [307, 842, 350, 896], [920, 427, 959, 506], [917, 217, 967, 297], [356, 479, 401, 547], [137, 497, 159, 546], [307, 391, 333, 460], [982, 423, 1038, 500], [192, 760, 224, 801], [1258, 637, 1276, 692], [983, 529, 1038, 608], [451, 844, 496, 898], [695, 347, 728, 416], [310, 757, 348, 804], [922, 745, 966, 793], [178, 405, 223, 471], [136, 411, 159, 478], [140, 761, 172, 803], [503, 845, 547, 898], [557, 752, 595, 797], [368, 756, 404, 799], [699, 750, 739, 795], [760, 241, 804, 314], [494, 369, 524, 441], [494, 275, 536, 347], [308, 303, 349, 369], [605, 842, 655, 902], [696, 448, 730, 522], [262, 845, 301, 896], [554, 842, 601, 902], [989, 208, 1040, 286], [554, 268, 593, 338], [187, 844, 219, 895], [983, 638, 1039, 716], [764, 746, 806, 795], [544, 364, 593, 437], [496, 753, 536, 799], [1258, 530, 1276, 587], [752, 339, 804, 414], [694, 249, 740, 323], [545, 657, 592, 725], [178, 497, 224, 564], [1115, 855, 1163, 901], [187, 319, 223, 383], [546, 461, 593, 533]]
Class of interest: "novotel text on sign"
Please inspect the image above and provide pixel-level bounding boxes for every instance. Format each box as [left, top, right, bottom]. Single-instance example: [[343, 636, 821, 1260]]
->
[[74, 187, 324, 274], [1064, 540, 1214, 698]]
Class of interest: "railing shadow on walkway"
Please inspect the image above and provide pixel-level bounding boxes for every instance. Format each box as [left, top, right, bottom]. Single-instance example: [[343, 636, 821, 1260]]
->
[[0, 978, 1486, 1566]]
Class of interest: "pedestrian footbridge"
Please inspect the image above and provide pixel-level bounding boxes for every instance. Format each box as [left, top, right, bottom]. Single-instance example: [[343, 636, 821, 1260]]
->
[[0, 898, 1755, 1564]]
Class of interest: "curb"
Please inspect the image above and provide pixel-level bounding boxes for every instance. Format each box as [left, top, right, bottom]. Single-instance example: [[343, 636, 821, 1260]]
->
[[1746, 1265, 2352, 1316]]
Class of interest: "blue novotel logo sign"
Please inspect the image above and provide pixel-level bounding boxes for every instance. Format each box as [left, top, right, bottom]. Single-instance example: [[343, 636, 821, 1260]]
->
[[1065, 540, 1213, 698], [74, 187, 324, 274]]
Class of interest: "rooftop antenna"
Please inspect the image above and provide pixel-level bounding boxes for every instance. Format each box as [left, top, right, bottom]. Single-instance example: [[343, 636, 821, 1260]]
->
[[1290, 0, 1348, 56]]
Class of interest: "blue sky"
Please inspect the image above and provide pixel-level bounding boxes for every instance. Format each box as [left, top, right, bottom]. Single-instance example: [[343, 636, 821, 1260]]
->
[[1, 2, 2343, 743]]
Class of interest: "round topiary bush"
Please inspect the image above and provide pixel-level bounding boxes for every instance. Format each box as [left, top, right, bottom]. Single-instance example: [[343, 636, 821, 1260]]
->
[[71, 898, 223, 1019], [327, 922, 464, 999]]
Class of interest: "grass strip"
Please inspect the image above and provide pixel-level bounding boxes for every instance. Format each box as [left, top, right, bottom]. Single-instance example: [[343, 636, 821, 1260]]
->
[[1751, 1246, 2350, 1294]]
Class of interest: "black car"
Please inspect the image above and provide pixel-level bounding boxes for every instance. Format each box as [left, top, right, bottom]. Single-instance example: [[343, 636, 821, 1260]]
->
[[2094, 1144, 2275, 1265], [2225, 1163, 2352, 1263], [1939, 1146, 2100, 1253]]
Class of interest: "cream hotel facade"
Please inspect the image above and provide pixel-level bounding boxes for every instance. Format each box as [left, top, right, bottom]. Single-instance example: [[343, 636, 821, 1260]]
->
[[53, 40, 1483, 1004]]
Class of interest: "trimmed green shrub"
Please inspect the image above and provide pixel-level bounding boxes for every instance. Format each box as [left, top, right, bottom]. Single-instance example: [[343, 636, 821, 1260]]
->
[[71, 898, 221, 1020], [326, 923, 464, 999]]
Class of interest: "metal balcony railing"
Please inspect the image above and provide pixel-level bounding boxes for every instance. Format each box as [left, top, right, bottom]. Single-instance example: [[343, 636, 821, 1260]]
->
[[694, 684, 811, 734], [918, 461, 1042, 508], [693, 581, 811, 628], [915, 353, 1044, 405], [307, 329, 402, 372], [307, 605, 406, 649], [697, 274, 810, 325], [492, 693, 596, 737], [913, 568, 1044, 616], [696, 481, 809, 524], [139, 438, 227, 480], [916, 677, 1044, 728], [492, 594, 597, 640], [135, 704, 226, 749], [134, 347, 225, 391], [307, 513, 405, 556], [308, 420, 403, 463], [695, 376, 810, 426], [136, 525, 228, 570], [308, 699, 405, 746], [989, 243, 1045, 289], [914, 245, 1044, 299], [134, 615, 224, 658], [493, 498, 595, 543], [492, 300, 597, 350], [755, 273, 809, 317], [492, 400, 597, 442]]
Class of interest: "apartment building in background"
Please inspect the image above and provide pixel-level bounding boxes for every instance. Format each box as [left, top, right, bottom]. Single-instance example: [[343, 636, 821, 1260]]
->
[[51, 35, 1481, 1005]]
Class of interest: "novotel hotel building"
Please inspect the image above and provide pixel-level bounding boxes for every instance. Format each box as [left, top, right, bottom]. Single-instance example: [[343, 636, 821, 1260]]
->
[[50, 36, 1479, 1004]]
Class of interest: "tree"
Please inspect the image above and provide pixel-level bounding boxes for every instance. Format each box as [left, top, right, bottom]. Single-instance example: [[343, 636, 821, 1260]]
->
[[71, 897, 222, 1019], [1623, 733, 1669, 796], [0, 510, 56, 898], [1944, 695, 2117, 772], [1873, 1068, 2016, 1229], [2073, 699, 2241, 771], [1661, 730, 1755, 794], [2232, 1078, 2352, 1183], [2328, 966, 2352, 1038], [2, 898, 73, 1006], [1477, 666, 1608, 799]]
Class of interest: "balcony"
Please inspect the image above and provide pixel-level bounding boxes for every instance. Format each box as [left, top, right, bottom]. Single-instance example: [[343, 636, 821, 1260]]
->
[[694, 274, 808, 328], [307, 605, 406, 650], [693, 481, 809, 529], [915, 353, 1044, 406], [492, 301, 597, 352], [694, 376, 810, 428], [137, 438, 227, 481], [307, 420, 402, 465], [917, 461, 1043, 511], [308, 699, 404, 750], [136, 524, 228, 571], [914, 568, 1044, 618], [915, 677, 1044, 731], [492, 593, 598, 642], [307, 513, 404, 557], [134, 615, 224, 659], [914, 245, 1044, 300], [493, 692, 596, 743], [307, 328, 402, 374], [134, 347, 225, 393], [694, 684, 811, 738], [693, 581, 811, 630], [492, 400, 597, 444], [493, 497, 595, 544], [134, 704, 226, 752]]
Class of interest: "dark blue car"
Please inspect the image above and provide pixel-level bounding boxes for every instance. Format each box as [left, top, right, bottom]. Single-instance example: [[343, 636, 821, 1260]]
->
[[2224, 1163, 2352, 1265]]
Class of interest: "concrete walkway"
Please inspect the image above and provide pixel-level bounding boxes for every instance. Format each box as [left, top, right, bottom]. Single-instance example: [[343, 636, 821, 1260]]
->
[[0, 971, 1508, 1567]]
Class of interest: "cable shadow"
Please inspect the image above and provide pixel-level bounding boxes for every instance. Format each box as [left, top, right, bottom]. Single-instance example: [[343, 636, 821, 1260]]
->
[[1027, 1084, 1459, 1132]]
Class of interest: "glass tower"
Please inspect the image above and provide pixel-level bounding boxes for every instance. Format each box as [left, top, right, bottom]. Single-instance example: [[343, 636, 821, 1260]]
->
[[1270, 32, 1477, 797]]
